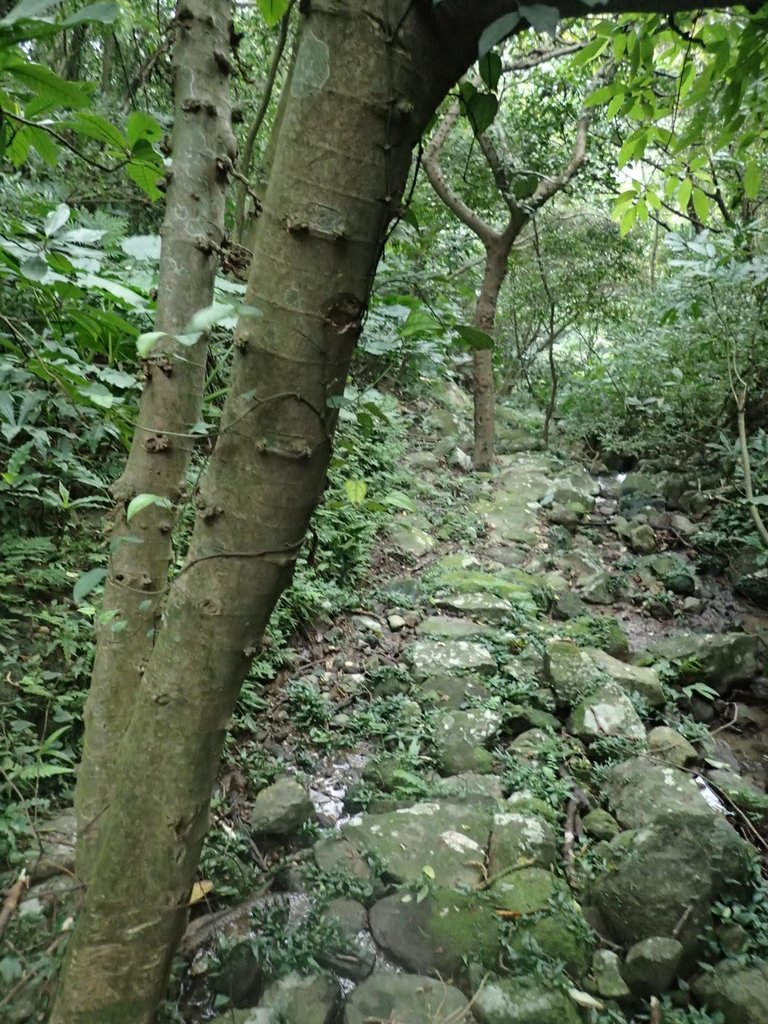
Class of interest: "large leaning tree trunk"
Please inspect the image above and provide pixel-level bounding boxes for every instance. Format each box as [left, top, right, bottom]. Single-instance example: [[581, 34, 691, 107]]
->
[[423, 57, 609, 471], [74, 0, 236, 883], [52, 1, 741, 1021]]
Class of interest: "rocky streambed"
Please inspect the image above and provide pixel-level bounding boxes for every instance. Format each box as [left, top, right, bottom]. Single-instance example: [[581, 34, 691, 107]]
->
[[16, 392, 768, 1024]]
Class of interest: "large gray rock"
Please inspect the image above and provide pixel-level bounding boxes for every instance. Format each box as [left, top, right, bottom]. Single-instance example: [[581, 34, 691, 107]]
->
[[646, 726, 698, 767], [250, 777, 314, 836], [588, 813, 753, 955], [434, 592, 515, 623], [605, 757, 715, 827], [592, 949, 630, 1000], [416, 616, 492, 639], [691, 959, 768, 1024], [343, 974, 468, 1024], [318, 898, 375, 980], [588, 649, 664, 707], [472, 976, 581, 1024], [488, 811, 557, 873], [342, 801, 491, 888], [387, 519, 435, 557], [645, 632, 758, 694], [259, 973, 339, 1024], [28, 809, 76, 881], [369, 889, 499, 978], [568, 683, 646, 744], [407, 639, 496, 678], [433, 708, 503, 774], [621, 936, 683, 995], [543, 640, 601, 706]]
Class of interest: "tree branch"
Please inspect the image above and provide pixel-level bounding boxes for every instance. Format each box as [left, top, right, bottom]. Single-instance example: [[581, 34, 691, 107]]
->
[[422, 101, 500, 246]]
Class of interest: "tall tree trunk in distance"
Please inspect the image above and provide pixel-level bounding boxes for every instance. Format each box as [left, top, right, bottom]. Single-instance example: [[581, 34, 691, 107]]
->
[[74, 0, 235, 884], [473, 243, 509, 470], [52, 0, 734, 1019], [424, 57, 609, 469], [100, 29, 115, 95]]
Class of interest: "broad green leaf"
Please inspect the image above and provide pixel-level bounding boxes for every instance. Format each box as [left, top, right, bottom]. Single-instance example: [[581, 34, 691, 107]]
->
[[584, 84, 621, 108], [344, 479, 367, 505], [478, 13, 520, 58], [691, 187, 709, 222], [62, 1, 117, 27], [677, 178, 692, 209], [455, 325, 494, 350], [383, 490, 416, 512], [519, 4, 559, 39], [20, 256, 49, 280], [569, 36, 608, 67], [744, 159, 761, 200], [44, 202, 70, 237], [125, 160, 163, 201], [23, 124, 57, 165], [0, 0, 62, 26], [478, 51, 501, 92], [466, 91, 498, 134], [73, 566, 107, 604], [619, 204, 637, 236], [185, 302, 234, 333], [136, 331, 166, 357], [78, 382, 114, 408], [126, 110, 162, 147], [8, 56, 89, 111], [59, 111, 124, 148], [422, 865, 436, 880], [126, 493, 172, 521], [257, 0, 290, 28]]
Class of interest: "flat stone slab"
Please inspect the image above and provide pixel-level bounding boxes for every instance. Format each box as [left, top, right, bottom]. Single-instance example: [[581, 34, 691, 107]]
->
[[434, 592, 515, 623], [342, 800, 491, 888], [416, 615, 492, 639], [369, 888, 499, 977], [568, 683, 647, 744], [343, 974, 468, 1024], [407, 639, 496, 678]]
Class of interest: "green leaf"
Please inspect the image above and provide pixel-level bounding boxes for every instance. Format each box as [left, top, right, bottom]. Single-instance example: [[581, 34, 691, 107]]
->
[[744, 159, 761, 200], [584, 84, 621, 108], [125, 160, 163, 201], [0, 0, 62, 26], [466, 91, 498, 134], [691, 187, 709, 222], [455, 325, 494, 350], [478, 51, 501, 92], [73, 567, 107, 604], [44, 202, 69, 237], [126, 493, 172, 522], [257, 0, 290, 28], [136, 332, 166, 357], [383, 490, 416, 512], [344, 479, 367, 505], [569, 36, 608, 68], [519, 4, 559, 38], [422, 865, 436, 880], [126, 110, 162, 147], [62, 1, 117, 27], [478, 13, 520, 58], [677, 178, 692, 210], [20, 256, 49, 281], [8, 56, 89, 111], [185, 302, 234, 333], [619, 204, 637, 237], [60, 110, 124, 148]]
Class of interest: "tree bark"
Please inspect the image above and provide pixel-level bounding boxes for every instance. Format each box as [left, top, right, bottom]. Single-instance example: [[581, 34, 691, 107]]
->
[[473, 242, 509, 469], [74, 0, 236, 884], [52, 2, 458, 1020]]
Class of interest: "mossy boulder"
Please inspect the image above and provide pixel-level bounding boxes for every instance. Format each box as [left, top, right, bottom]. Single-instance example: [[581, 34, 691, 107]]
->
[[491, 866, 568, 915], [369, 888, 499, 979], [472, 976, 581, 1024], [605, 757, 716, 827], [343, 974, 468, 1024], [569, 683, 647, 744], [407, 639, 497, 679], [691, 959, 768, 1024], [489, 811, 557, 872], [503, 906, 594, 978], [645, 632, 758, 694], [543, 639, 602, 706], [588, 812, 754, 955], [342, 801, 491, 888], [433, 708, 503, 775], [561, 615, 629, 658]]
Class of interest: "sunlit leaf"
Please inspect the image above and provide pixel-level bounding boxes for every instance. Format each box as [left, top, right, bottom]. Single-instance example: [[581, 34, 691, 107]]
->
[[73, 567, 107, 604], [126, 493, 172, 521], [344, 479, 367, 505]]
